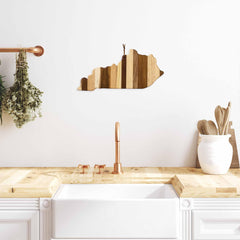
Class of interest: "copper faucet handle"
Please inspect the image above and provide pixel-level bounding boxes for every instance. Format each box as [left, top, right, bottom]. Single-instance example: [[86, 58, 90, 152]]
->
[[82, 165, 90, 174], [77, 164, 83, 169], [78, 164, 90, 174], [94, 164, 106, 174]]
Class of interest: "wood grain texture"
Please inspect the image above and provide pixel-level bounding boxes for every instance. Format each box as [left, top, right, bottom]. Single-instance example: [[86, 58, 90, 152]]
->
[[229, 127, 239, 168], [109, 64, 118, 88], [0, 167, 240, 198], [78, 49, 164, 91], [121, 54, 127, 88], [138, 53, 148, 88], [196, 122, 239, 168], [173, 174, 240, 198]]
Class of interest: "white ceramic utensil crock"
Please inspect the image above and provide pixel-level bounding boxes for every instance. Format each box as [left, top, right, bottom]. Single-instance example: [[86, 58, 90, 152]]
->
[[198, 134, 233, 174]]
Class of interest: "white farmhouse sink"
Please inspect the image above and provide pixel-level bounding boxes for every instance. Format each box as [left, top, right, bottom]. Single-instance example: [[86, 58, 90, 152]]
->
[[52, 184, 179, 239]]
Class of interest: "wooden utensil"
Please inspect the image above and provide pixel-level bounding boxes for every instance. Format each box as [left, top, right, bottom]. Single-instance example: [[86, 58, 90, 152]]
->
[[197, 120, 205, 135], [197, 120, 218, 135], [197, 120, 207, 135], [215, 105, 225, 135], [222, 102, 231, 135], [204, 120, 218, 135]]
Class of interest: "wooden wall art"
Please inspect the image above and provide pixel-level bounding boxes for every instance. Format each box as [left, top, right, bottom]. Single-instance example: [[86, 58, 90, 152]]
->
[[78, 47, 164, 91]]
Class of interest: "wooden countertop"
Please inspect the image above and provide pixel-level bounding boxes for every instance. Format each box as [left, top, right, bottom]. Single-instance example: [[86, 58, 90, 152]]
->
[[0, 167, 240, 198]]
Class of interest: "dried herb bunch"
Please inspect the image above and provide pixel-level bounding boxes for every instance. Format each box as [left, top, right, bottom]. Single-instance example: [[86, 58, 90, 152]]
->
[[4, 50, 43, 128], [0, 72, 6, 124]]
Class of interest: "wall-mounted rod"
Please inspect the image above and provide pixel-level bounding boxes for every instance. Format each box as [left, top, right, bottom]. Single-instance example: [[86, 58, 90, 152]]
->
[[0, 45, 44, 57]]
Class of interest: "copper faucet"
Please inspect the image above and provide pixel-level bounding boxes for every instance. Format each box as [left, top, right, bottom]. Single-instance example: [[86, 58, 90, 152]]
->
[[112, 122, 123, 174]]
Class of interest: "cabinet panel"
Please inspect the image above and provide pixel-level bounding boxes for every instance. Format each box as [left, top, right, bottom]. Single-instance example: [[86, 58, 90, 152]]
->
[[193, 210, 240, 239], [0, 210, 39, 240], [52, 199, 178, 239], [51, 239, 176, 240]]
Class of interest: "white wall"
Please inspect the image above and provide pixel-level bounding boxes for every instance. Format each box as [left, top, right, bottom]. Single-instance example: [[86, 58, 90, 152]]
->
[[0, 0, 239, 167]]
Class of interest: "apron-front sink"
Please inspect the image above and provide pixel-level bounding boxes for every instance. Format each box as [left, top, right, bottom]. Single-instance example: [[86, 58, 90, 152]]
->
[[52, 184, 179, 239]]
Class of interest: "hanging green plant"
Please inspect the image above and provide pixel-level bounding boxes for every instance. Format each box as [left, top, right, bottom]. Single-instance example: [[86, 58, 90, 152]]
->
[[0, 72, 6, 124], [3, 50, 43, 128]]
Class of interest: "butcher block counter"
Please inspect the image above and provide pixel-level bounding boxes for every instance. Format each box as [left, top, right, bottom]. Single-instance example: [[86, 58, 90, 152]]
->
[[0, 167, 240, 198]]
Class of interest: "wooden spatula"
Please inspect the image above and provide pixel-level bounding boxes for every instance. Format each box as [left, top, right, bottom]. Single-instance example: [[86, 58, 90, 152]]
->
[[222, 102, 231, 135], [215, 105, 225, 135]]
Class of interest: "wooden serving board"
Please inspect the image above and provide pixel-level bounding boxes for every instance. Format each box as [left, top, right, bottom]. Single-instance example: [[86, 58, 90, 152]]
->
[[196, 122, 239, 168], [78, 49, 164, 91]]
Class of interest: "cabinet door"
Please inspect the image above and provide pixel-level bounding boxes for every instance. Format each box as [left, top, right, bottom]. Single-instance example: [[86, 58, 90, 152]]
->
[[0, 210, 39, 240], [192, 210, 240, 239]]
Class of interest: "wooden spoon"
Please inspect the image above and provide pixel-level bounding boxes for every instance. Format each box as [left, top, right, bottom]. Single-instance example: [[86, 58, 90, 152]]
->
[[197, 120, 207, 135], [215, 105, 225, 135], [204, 120, 218, 135], [197, 120, 218, 135]]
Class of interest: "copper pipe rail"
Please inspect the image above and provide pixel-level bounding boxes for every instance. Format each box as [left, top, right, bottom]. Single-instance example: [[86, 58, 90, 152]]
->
[[0, 45, 44, 57]]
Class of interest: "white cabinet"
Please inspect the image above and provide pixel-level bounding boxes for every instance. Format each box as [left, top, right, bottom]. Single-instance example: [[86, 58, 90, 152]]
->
[[192, 210, 240, 239], [0, 198, 42, 240], [0, 196, 240, 240], [0, 210, 39, 240], [180, 198, 240, 240]]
